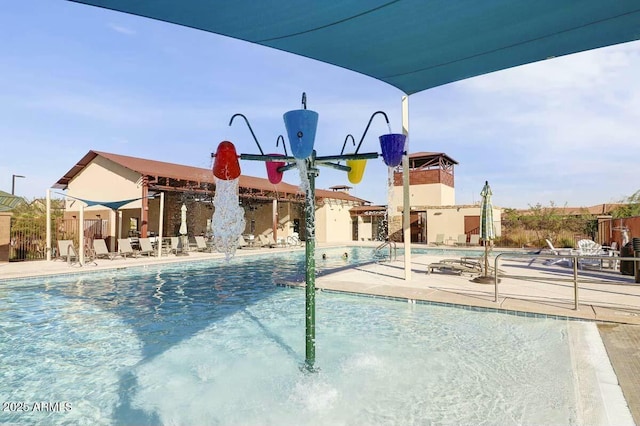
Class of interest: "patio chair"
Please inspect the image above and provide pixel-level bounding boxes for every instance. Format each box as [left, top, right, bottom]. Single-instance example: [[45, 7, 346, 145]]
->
[[427, 260, 479, 276], [138, 237, 156, 256], [454, 234, 467, 246], [56, 240, 78, 263], [576, 239, 609, 270], [258, 234, 278, 248], [194, 236, 209, 252], [170, 236, 186, 255], [469, 234, 481, 246], [118, 238, 138, 258], [432, 234, 445, 246], [543, 239, 577, 266], [93, 239, 119, 260]]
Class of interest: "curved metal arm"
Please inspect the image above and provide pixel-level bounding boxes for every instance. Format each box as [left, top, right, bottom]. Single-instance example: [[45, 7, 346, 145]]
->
[[276, 135, 288, 156], [228, 113, 264, 155], [354, 111, 390, 154], [302, 92, 307, 110], [340, 134, 356, 156]]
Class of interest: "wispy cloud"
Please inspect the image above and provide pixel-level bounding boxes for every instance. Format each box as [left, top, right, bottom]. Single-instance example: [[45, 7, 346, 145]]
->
[[108, 23, 136, 35]]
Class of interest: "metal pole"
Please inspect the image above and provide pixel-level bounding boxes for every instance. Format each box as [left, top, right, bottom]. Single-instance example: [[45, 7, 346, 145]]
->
[[573, 256, 579, 310], [11, 174, 25, 195], [401, 96, 411, 280], [305, 161, 317, 371], [158, 192, 164, 258], [46, 189, 52, 261], [79, 203, 85, 266]]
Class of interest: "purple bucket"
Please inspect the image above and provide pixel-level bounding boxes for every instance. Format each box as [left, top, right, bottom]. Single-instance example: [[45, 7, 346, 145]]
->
[[379, 133, 406, 167], [283, 109, 318, 160]]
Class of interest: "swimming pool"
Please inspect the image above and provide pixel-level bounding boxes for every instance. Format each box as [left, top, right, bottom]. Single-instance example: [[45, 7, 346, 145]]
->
[[0, 248, 630, 425]]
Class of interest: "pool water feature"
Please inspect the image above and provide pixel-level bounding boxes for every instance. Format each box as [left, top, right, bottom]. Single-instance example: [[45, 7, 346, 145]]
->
[[0, 248, 630, 425]]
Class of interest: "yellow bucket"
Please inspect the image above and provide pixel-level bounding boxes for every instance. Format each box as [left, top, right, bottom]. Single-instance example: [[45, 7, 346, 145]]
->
[[347, 159, 367, 184]]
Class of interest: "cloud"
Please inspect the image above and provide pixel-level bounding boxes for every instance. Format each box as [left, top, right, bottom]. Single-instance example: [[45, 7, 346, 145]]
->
[[107, 23, 136, 35]]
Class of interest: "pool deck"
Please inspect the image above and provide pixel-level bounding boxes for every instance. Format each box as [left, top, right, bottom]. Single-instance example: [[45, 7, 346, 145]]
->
[[1, 244, 639, 424]]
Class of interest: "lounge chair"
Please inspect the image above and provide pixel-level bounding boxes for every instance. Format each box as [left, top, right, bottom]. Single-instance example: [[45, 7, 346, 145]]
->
[[194, 236, 210, 252], [543, 239, 577, 266], [427, 260, 480, 275], [118, 238, 138, 258], [170, 236, 186, 255], [93, 239, 119, 260], [469, 234, 481, 246], [258, 234, 278, 248], [56, 240, 78, 263], [138, 237, 156, 256], [454, 234, 467, 246], [432, 234, 445, 246]]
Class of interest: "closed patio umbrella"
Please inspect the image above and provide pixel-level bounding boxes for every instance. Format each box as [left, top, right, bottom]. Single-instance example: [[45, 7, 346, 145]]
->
[[179, 203, 188, 249], [473, 181, 495, 284]]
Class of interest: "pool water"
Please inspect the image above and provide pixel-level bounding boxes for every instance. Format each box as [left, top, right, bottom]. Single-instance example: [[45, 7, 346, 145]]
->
[[0, 248, 623, 425]]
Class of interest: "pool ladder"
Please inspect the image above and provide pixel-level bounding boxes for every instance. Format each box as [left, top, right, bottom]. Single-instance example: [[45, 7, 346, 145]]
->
[[374, 240, 397, 261]]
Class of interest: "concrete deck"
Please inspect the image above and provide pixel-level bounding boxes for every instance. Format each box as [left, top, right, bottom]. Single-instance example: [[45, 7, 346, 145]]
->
[[1, 247, 639, 424]]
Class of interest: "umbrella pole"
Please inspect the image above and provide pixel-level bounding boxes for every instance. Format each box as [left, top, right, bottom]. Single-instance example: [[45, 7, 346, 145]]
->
[[484, 242, 488, 277]]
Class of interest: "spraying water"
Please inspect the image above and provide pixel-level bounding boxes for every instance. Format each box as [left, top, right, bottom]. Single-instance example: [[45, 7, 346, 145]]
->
[[211, 178, 246, 260], [296, 159, 310, 194]]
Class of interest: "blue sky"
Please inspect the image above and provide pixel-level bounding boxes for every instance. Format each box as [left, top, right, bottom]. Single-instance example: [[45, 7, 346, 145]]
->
[[2, 1, 639, 209]]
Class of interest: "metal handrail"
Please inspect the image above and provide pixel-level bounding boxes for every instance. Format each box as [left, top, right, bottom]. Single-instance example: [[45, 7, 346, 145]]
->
[[374, 240, 397, 261], [492, 252, 637, 310]]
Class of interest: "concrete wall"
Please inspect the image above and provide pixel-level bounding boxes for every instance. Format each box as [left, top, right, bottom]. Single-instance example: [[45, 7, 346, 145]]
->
[[316, 201, 355, 243], [390, 183, 455, 212], [425, 206, 502, 244], [65, 157, 143, 209]]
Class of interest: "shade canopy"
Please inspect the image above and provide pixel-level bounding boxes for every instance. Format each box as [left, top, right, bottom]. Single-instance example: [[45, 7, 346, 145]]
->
[[69, 0, 640, 95]]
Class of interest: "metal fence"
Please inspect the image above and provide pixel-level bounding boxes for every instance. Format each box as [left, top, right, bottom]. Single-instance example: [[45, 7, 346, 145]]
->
[[9, 217, 107, 261]]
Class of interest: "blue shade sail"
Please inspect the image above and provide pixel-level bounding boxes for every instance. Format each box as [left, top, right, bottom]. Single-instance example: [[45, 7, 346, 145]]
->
[[68, 0, 640, 94]]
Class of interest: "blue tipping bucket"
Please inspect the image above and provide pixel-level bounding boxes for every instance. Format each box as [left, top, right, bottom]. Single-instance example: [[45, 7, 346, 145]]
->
[[283, 109, 319, 160]]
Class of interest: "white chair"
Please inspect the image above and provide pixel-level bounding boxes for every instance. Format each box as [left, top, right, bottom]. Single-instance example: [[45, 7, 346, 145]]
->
[[56, 240, 78, 263], [576, 239, 608, 269], [543, 239, 577, 266], [117, 238, 138, 258], [469, 234, 481, 246], [170, 236, 185, 255], [432, 234, 445, 246], [454, 234, 467, 246], [138, 237, 156, 256], [194, 236, 209, 252], [93, 239, 119, 260]]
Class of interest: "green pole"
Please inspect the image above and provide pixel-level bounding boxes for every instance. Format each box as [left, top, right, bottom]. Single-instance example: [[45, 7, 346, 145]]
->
[[304, 160, 317, 371]]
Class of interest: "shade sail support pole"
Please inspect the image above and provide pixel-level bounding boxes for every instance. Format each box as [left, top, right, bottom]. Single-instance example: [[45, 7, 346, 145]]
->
[[402, 95, 411, 281]]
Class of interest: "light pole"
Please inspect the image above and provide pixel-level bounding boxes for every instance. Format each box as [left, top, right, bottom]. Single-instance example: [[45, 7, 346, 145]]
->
[[11, 174, 25, 195]]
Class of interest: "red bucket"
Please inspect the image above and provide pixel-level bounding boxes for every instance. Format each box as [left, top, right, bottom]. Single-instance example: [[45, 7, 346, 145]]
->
[[212, 141, 241, 180]]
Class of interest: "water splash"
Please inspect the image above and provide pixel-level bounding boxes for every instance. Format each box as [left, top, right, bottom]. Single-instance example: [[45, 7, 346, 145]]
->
[[296, 159, 309, 194], [386, 166, 394, 239], [295, 159, 316, 239], [211, 178, 246, 260]]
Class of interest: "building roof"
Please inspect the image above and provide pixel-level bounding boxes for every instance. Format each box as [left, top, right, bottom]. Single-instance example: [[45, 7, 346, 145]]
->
[[0, 190, 25, 212], [407, 152, 459, 165], [53, 150, 369, 204]]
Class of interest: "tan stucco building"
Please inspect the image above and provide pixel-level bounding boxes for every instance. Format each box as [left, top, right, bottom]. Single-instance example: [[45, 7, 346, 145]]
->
[[53, 150, 368, 249], [374, 152, 502, 244]]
